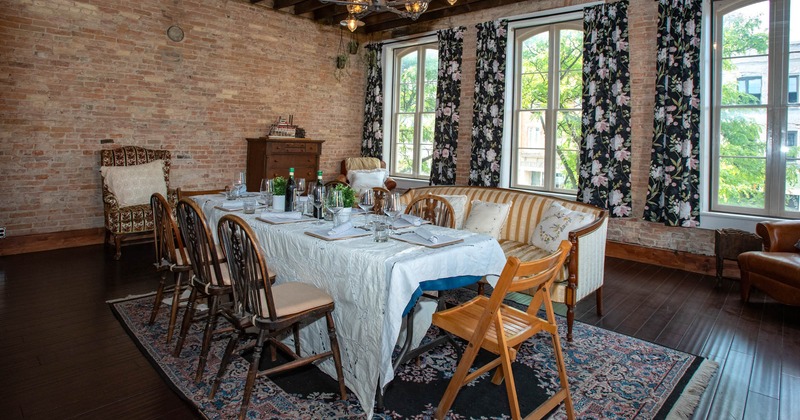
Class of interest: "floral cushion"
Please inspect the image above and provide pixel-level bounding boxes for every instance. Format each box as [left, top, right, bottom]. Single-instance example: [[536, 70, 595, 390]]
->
[[101, 160, 167, 207], [348, 168, 387, 193], [531, 202, 594, 253], [438, 194, 469, 229], [463, 200, 511, 239]]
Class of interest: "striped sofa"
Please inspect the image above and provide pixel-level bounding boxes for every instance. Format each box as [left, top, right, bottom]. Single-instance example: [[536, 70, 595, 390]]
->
[[401, 186, 608, 341]]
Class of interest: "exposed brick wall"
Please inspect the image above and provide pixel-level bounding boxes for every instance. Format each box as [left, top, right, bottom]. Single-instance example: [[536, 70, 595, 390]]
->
[[0, 0, 365, 237], [0, 0, 716, 256]]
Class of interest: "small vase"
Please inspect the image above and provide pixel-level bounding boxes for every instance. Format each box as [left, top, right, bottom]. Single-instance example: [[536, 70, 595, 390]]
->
[[273, 195, 285, 212]]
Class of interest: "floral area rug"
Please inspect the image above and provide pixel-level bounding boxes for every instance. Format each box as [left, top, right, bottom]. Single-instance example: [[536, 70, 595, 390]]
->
[[109, 290, 717, 419]]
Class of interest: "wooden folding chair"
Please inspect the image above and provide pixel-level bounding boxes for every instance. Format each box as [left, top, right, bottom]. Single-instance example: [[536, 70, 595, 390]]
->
[[432, 240, 575, 420]]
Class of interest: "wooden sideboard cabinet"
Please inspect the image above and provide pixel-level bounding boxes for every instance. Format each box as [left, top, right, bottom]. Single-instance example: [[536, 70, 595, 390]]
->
[[245, 137, 324, 191]]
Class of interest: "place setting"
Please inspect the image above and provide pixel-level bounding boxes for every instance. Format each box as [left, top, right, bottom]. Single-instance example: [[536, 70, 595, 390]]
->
[[389, 226, 463, 248]]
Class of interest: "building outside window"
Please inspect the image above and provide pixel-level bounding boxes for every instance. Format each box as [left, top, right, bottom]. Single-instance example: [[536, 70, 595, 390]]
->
[[389, 44, 438, 180], [511, 20, 583, 193], [711, 0, 800, 216]]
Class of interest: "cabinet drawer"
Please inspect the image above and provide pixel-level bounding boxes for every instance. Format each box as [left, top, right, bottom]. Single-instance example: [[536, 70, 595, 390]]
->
[[270, 155, 316, 167], [268, 142, 317, 154], [266, 166, 316, 180]]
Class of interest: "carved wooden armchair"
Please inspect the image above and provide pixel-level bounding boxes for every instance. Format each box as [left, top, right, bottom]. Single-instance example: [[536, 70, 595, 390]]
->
[[100, 146, 175, 259]]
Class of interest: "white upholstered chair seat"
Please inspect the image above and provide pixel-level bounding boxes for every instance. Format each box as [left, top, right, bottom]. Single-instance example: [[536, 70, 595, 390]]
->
[[260, 282, 334, 318]]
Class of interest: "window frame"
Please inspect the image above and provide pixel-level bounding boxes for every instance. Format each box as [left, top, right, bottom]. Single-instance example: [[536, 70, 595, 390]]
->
[[509, 19, 583, 194], [709, 0, 799, 219], [387, 42, 438, 181]]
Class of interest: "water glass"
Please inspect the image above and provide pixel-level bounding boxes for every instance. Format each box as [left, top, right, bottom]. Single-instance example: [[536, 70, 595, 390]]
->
[[326, 190, 344, 226], [384, 192, 401, 232], [312, 184, 325, 225], [358, 190, 375, 228], [242, 198, 256, 214], [373, 218, 389, 242], [259, 179, 273, 210]]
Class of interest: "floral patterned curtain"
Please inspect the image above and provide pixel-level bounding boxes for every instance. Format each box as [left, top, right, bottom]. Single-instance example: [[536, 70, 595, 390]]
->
[[429, 27, 465, 185], [362, 43, 384, 158], [469, 20, 508, 187], [577, 1, 632, 217], [643, 0, 702, 227]]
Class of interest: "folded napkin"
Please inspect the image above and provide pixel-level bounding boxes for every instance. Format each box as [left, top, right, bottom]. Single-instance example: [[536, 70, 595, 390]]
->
[[220, 200, 244, 209], [268, 211, 303, 219], [400, 214, 423, 226], [415, 227, 439, 244], [328, 221, 353, 236]]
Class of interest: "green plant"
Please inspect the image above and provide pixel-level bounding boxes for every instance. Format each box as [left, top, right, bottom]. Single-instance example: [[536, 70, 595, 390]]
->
[[347, 40, 359, 55], [272, 176, 287, 195], [334, 184, 356, 207]]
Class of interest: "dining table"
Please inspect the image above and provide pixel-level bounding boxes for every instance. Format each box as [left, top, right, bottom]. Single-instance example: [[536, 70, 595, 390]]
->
[[193, 195, 507, 415]]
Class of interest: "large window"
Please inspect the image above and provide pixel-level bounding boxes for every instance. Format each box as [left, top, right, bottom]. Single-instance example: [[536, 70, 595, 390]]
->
[[390, 44, 438, 180], [511, 21, 583, 193], [711, 0, 800, 216]]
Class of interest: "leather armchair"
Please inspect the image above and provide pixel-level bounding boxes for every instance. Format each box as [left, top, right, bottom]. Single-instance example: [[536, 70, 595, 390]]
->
[[738, 220, 800, 305], [335, 157, 397, 191]]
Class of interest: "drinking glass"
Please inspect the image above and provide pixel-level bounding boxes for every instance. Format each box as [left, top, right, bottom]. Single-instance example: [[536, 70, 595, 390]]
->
[[312, 184, 326, 225], [259, 178, 273, 210], [358, 190, 375, 228], [326, 190, 344, 226], [294, 178, 307, 212], [384, 192, 401, 233]]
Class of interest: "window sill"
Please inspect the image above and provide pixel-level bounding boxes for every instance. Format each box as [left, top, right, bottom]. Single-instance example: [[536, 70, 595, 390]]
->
[[699, 211, 786, 233]]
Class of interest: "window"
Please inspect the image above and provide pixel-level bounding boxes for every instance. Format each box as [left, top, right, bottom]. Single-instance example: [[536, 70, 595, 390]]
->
[[737, 76, 763, 102], [389, 44, 438, 180], [511, 21, 582, 193], [711, 0, 800, 217]]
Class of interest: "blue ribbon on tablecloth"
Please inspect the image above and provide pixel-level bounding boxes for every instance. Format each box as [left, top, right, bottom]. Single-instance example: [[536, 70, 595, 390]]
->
[[402, 275, 483, 316]]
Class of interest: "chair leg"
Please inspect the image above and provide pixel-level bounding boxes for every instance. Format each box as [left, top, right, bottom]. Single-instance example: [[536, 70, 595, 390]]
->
[[497, 345, 521, 420], [550, 329, 575, 419], [195, 295, 221, 383], [166, 271, 184, 343], [239, 330, 267, 420], [174, 286, 198, 357], [434, 333, 482, 419], [113, 235, 122, 260], [326, 312, 347, 400], [740, 271, 752, 303], [149, 271, 168, 325], [210, 330, 244, 398], [566, 301, 575, 342], [293, 324, 301, 356], [595, 286, 603, 316]]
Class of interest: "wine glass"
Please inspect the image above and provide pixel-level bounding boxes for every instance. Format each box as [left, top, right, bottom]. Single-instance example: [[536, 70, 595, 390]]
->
[[259, 179, 273, 210], [358, 190, 375, 228], [312, 184, 325, 225], [384, 192, 401, 233], [295, 178, 307, 212], [326, 189, 344, 226]]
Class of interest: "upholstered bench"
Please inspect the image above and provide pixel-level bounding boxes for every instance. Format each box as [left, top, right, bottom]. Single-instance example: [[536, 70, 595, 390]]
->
[[401, 186, 608, 341]]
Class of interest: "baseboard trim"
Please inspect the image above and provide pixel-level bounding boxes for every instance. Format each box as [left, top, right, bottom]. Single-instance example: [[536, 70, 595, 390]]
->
[[0, 228, 106, 256], [606, 241, 740, 278]]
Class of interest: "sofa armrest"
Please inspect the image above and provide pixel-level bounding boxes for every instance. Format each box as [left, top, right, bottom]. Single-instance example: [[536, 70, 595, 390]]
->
[[384, 177, 397, 191], [757, 220, 800, 253], [567, 211, 608, 302]]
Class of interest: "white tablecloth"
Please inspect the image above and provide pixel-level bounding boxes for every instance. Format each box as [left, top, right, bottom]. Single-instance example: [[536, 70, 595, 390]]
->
[[194, 196, 506, 415]]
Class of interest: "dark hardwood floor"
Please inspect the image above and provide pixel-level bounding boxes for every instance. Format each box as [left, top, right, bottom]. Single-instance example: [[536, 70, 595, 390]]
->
[[0, 243, 797, 419]]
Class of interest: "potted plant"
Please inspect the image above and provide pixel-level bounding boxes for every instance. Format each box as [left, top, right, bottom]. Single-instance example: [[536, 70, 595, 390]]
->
[[333, 184, 356, 223], [336, 54, 348, 70], [347, 40, 359, 55], [272, 176, 287, 211]]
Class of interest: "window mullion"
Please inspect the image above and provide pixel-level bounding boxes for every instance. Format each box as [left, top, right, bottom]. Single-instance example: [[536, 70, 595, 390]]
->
[[545, 26, 558, 191]]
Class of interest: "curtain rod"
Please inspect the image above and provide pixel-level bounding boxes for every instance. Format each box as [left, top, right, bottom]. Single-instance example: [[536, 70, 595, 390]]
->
[[377, 32, 437, 47]]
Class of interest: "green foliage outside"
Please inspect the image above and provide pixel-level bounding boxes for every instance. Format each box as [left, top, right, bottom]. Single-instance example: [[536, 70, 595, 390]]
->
[[396, 48, 436, 178]]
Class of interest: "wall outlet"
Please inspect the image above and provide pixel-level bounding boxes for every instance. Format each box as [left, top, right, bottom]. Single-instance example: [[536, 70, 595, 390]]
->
[[0, 227, 5, 239]]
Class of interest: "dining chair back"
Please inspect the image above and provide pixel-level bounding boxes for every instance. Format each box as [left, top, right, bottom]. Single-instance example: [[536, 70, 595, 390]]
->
[[431, 240, 575, 420], [173, 198, 232, 382], [212, 214, 347, 419], [404, 194, 456, 229], [372, 186, 390, 215], [176, 187, 226, 200], [149, 193, 191, 343]]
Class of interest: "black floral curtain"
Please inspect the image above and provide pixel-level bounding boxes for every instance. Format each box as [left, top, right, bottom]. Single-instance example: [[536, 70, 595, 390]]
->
[[643, 0, 702, 227], [362, 43, 384, 158], [577, 1, 633, 217], [469, 20, 508, 187], [430, 27, 465, 185]]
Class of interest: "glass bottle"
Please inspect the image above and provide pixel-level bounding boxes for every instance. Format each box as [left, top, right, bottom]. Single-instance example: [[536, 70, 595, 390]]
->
[[285, 167, 296, 212]]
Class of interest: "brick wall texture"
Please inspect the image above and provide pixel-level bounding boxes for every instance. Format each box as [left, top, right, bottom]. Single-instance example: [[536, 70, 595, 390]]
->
[[0, 0, 715, 255]]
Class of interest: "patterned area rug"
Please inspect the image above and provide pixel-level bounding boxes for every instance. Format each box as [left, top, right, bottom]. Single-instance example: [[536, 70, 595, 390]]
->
[[110, 290, 717, 419]]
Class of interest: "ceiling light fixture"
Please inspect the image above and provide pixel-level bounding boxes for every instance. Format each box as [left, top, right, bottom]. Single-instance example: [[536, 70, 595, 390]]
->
[[322, 0, 457, 32]]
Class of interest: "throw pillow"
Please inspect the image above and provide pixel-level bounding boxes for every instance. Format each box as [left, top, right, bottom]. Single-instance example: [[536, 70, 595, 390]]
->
[[348, 168, 387, 193], [531, 202, 594, 253], [463, 200, 512, 239], [438, 194, 469, 229], [100, 160, 167, 207]]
